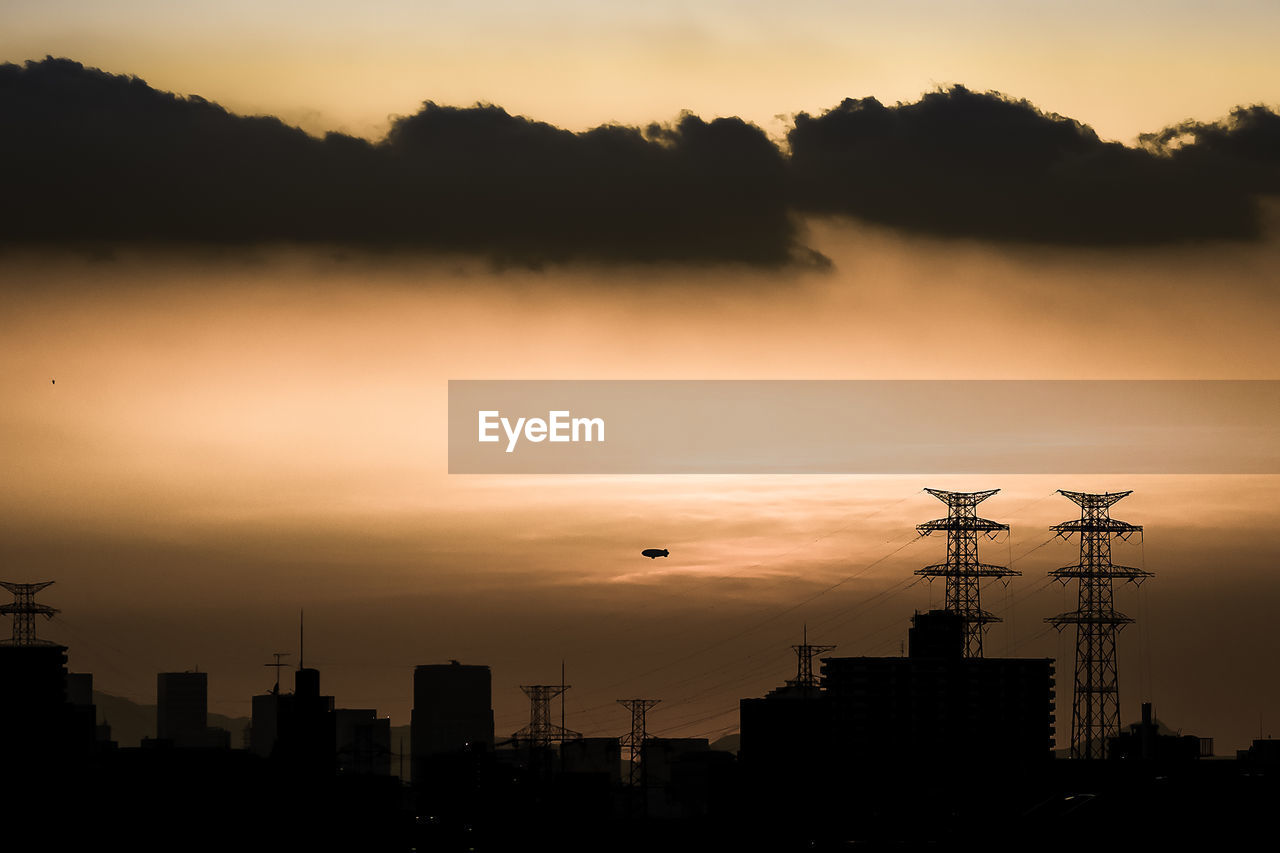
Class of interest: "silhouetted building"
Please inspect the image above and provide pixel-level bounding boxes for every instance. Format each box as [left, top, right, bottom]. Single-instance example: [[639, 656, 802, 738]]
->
[[411, 661, 494, 781], [250, 690, 280, 758], [157, 671, 230, 749], [1239, 738, 1280, 763], [157, 671, 205, 745], [0, 643, 96, 757], [0, 644, 66, 716], [740, 626, 835, 782], [1109, 702, 1209, 760], [821, 610, 1055, 766], [643, 738, 709, 788], [251, 667, 335, 771], [65, 671, 92, 706], [908, 608, 965, 659], [335, 708, 391, 775], [739, 681, 830, 778], [642, 738, 736, 819], [66, 671, 112, 749], [562, 736, 622, 783], [276, 667, 336, 771]]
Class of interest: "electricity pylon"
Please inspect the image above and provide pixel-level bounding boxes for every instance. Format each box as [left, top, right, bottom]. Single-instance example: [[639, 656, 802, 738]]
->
[[0, 581, 59, 646], [1046, 490, 1151, 759], [513, 685, 580, 747], [915, 489, 1017, 657], [617, 698, 661, 786]]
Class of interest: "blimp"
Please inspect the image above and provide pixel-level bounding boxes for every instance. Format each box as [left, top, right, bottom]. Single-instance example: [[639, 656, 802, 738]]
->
[[641, 548, 669, 559]]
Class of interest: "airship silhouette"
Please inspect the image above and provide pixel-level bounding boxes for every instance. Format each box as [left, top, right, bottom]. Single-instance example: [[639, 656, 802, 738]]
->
[[641, 548, 669, 559]]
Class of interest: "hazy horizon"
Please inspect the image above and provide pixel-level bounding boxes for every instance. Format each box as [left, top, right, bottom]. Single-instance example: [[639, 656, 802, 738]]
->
[[4, 216, 1280, 752]]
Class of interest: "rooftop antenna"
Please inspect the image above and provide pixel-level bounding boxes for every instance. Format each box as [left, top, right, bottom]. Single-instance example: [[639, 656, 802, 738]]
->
[[264, 652, 290, 694], [299, 608, 304, 669]]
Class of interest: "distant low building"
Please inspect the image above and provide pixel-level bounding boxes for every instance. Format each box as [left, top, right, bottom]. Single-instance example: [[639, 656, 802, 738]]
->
[[335, 708, 391, 775], [562, 736, 621, 783], [1239, 738, 1280, 763], [1109, 702, 1210, 760], [642, 738, 736, 819]]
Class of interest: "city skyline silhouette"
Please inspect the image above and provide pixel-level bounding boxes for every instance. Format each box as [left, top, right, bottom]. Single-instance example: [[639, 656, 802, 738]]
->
[[2, 5, 1278, 847], [0, 489, 1261, 851]]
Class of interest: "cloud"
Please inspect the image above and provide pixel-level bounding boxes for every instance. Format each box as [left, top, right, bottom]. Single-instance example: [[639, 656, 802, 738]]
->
[[788, 86, 1277, 245], [0, 58, 806, 267], [376, 102, 806, 266], [1, 60, 1277, 263], [1140, 105, 1280, 194]]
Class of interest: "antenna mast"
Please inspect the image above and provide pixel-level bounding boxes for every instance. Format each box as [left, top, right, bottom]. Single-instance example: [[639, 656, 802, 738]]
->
[[264, 652, 290, 694]]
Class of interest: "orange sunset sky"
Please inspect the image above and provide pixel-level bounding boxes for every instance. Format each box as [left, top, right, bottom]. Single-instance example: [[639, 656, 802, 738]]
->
[[1, 1, 1279, 752]]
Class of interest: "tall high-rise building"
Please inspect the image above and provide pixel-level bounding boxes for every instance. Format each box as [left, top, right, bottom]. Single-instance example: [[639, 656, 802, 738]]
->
[[157, 671, 207, 747], [411, 661, 494, 781], [250, 691, 280, 758], [157, 671, 230, 749], [272, 667, 336, 772]]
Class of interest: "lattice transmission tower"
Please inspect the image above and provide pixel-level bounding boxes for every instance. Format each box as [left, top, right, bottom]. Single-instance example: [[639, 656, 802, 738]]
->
[[786, 625, 835, 690], [513, 684, 580, 747], [1046, 490, 1150, 759], [915, 489, 1017, 658], [0, 581, 59, 646], [617, 698, 660, 786]]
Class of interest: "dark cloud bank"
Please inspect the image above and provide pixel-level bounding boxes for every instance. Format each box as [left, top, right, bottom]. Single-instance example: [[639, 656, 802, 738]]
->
[[1, 58, 1277, 266]]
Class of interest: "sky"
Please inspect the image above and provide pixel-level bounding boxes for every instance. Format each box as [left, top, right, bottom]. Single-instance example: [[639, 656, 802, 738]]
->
[[1, 2, 1278, 754], [3, 1, 1278, 142]]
